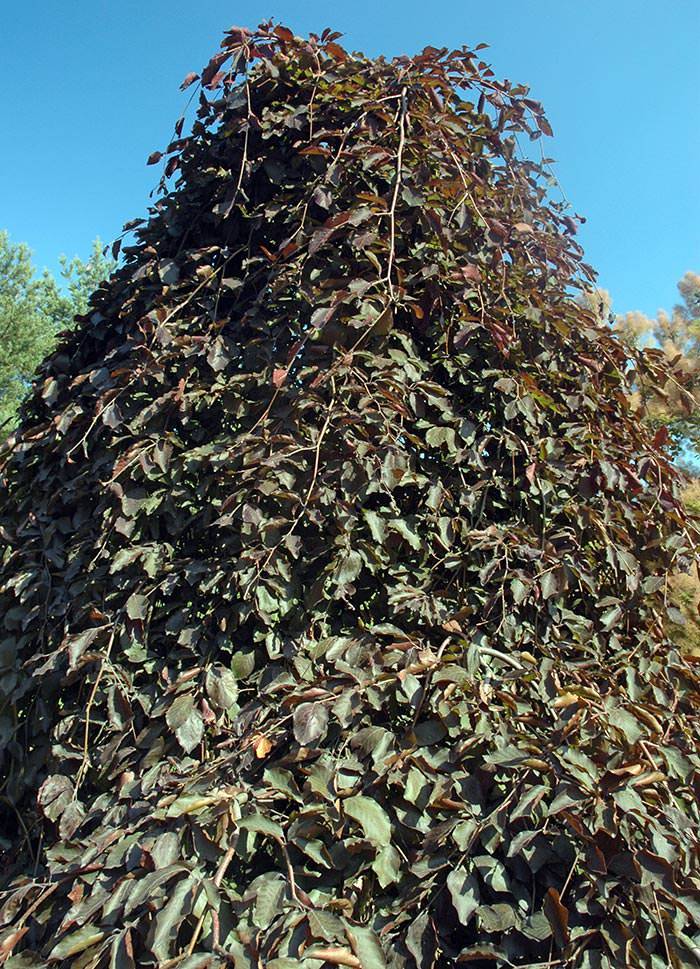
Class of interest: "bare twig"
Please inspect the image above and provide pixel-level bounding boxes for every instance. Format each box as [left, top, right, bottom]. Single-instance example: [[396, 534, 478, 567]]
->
[[653, 889, 673, 967], [385, 88, 408, 299], [479, 645, 524, 670], [184, 845, 236, 957], [74, 624, 117, 798], [245, 383, 336, 594]]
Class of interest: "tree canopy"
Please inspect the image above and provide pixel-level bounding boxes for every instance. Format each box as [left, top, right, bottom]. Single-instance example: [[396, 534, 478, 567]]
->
[[0, 233, 114, 432], [0, 232, 56, 432], [615, 272, 700, 471], [0, 22, 699, 969]]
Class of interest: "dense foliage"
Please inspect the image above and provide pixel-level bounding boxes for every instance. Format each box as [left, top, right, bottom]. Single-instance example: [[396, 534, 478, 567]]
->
[[1, 22, 699, 969]]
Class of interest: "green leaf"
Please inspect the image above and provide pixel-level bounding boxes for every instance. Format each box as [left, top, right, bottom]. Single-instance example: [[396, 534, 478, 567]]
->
[[307, 909, 346, 942], [521, 911, 553, 942], [65, 626, 104, 668], [425, 425, 457, 450], [49, 927, 106, 961], [293, 701, 329, 746], [109, 930, 138, 969], [473, 855, 509, 893], [264, 767, 302, 800], [231, 650, 256, 679], [507, 829, 539, 856], [389, 518, 422, 550], [165, 693, 204, 754], [608, 707, 643, 745], [37, 774, 73, 822], [600, 604, 623, 630], [268, 961, 311, 969], [510, 784, 547, 821], [406, 910, 434, 967], [166, 692, 194, 730], [206, 666, 239, 711], [477, 903, 517, 933], [452, 819, 479, 852], [150, 875, 197, 961], [345, 925, 387, 969], [334, 550, 363, 585], [447, 867, 480, 924], [252, 873, 286, 929], [343, 794, 391, 845], [412, 719, 447, 746], [239, 814, 284, 839], [401, 185, 423, 207], [175, 708, 203, 754], [125, 593, 147, 620], [207, 336, 230, 371], [255, 584, 279, 619], [363, 510, 386, 544], [110, 548, 142, 573], [540, 569, 564, 599], [372, 843, 401, 887]]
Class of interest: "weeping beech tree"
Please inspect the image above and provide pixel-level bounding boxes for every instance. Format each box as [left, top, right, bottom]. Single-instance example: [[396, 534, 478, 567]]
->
[[1, 21, 699, 969]]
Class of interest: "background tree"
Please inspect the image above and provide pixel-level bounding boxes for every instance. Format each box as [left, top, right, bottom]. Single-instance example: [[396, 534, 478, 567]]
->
[[0, 232, 56, 430], [580, 277, 700, 652], [614, 271, 700, 471], [50, 237, 117, 324], [0, 22, 699, 969], [0, 233, 115, 431]]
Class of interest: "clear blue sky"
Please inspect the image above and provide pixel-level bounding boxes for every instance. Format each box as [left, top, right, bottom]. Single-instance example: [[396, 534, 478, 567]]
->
[[2, 1, 698, 318]]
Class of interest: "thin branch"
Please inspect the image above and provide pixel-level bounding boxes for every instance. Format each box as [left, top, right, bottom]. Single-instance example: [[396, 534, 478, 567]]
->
[[245, 384, 336, 594], [184, 845, 236, 958], [385, 88, 408, 300], [479, 645, 524, 670], [74, 624, 117, 797]]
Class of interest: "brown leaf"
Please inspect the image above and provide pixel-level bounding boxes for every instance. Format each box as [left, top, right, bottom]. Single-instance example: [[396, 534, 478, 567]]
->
[[252, 734, 273, 759], [180, 72, 199, 90], [272, 368, 288, 388], [201, 51, 230, 87], [441, 618, 462, 633], [326, 42, 348, 61], [461, 264, 481, 283], [307, 949, 361, 968], [309, 226, 336, 256], [552, 692, 579, 709], [543, 887, 569, 948], [67, 883, 84, 905], [222, 27, 251, 48], [273, 25, 294, 42], [652, 425, 670, 448], [369, 305, 394, 337], [0, 927, 28, 958]]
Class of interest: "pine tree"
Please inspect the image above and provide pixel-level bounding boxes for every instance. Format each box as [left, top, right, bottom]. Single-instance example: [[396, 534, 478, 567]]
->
[[0, 232, 56, 432], [615, 271, 700, 470], [0, 233, 115, 432], [1, 23, 699, 968]]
